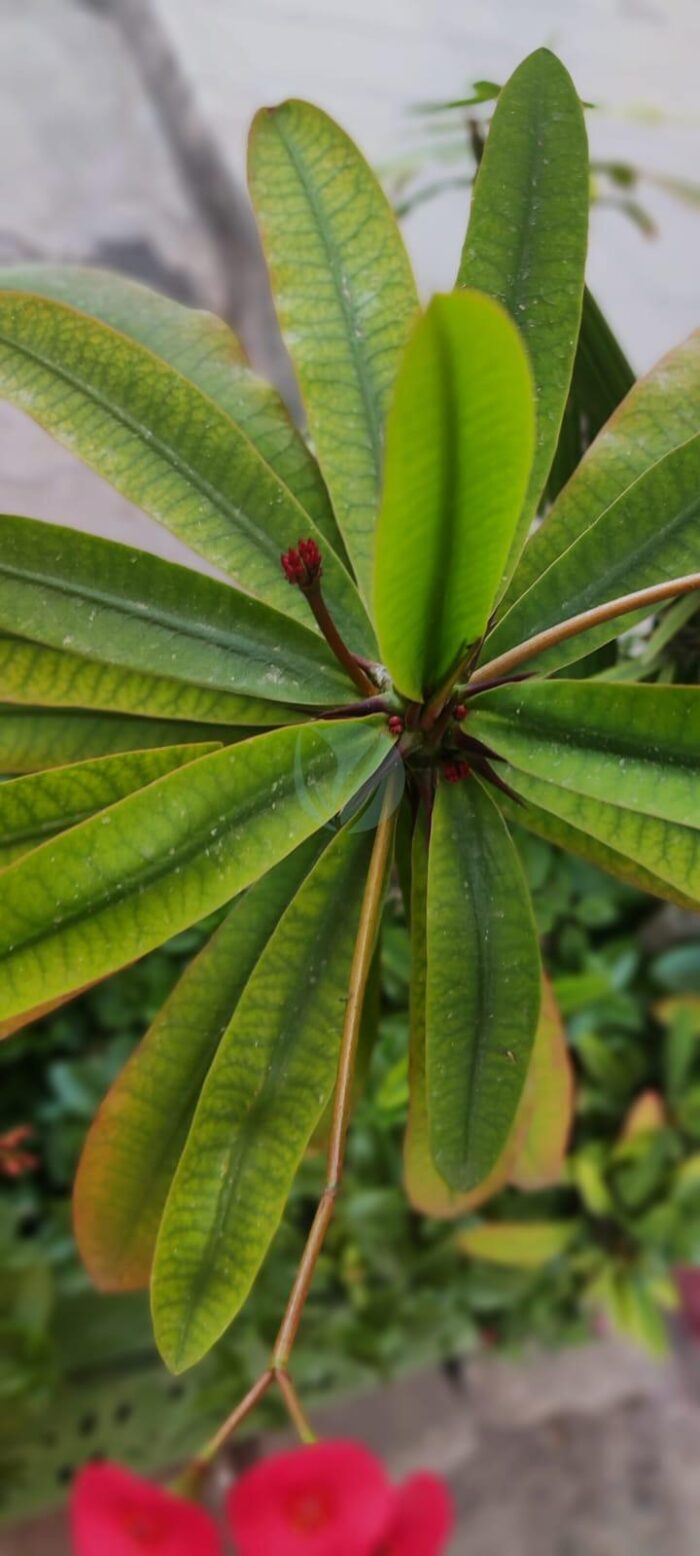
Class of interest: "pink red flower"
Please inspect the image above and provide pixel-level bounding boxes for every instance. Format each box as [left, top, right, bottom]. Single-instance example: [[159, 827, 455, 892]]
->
[[227, 1440, 453, 1556], [227, 1439, 393, 1556], [377, 1473, 454, 1555], [71, 1463, 222, 1556], [676, 1266, 700, 1338]]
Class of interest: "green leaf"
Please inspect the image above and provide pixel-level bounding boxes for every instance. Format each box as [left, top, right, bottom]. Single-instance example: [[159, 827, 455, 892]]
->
[[470, 681, 700, 829], [0, 516, 355, 709], [0, 632, 292, 728], [0, 745, 219, 868], [544, 288, 635, 505], [457, 48, 589, 572], [498, 787, 700, 912], [0, 264, 344, 556], [0, 290, 373, 653], [152, 820, 378, 1371], [248, 99, 419, 598], [499, 768, 700, 907], [426, 776, 541, 1191], [404, 818, 501, 1218], [456, 1219, 575, 1268], [0, 717, 392, 1022], [373, 293, 534, 699], [483, 434, 700, 674], [73, 835, 325, 1292], [0, 705, 243, 775], [501, 327, 700, 617], [509, 976, 574, 1190]]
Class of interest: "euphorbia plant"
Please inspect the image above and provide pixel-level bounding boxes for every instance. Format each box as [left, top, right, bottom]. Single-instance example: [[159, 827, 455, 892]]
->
[[0, 45, 698, 1469]]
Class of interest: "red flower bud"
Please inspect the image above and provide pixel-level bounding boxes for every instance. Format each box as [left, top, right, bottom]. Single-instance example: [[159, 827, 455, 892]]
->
[[387, 715, 404, 737], [453, 703, 468, 722], [443, 760, 471, 784], [281, 538, 323, 588]]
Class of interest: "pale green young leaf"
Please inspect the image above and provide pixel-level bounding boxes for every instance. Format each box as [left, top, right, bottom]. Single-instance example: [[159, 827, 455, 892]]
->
[[374, 292, 534, 699], [456, 1219, 575, 1268]]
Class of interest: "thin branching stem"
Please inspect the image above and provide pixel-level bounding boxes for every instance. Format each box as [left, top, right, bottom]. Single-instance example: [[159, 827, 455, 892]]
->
[[470, 573, 700, 688], [194, 1370, 275, 1471], [273, 799, 396, 1366], [186, 798, 396, 1475], [276, 1369, 317, 1444]]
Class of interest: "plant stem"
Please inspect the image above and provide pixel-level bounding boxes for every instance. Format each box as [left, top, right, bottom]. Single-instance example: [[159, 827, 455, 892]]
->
[[276, 1370, 317, 1443], [185, 800, 396, 1475], [273, 800, 396, 1367], [305, 582, 377, 698], [195, 1370, 275, 1470], [470, 573, 700, 688]]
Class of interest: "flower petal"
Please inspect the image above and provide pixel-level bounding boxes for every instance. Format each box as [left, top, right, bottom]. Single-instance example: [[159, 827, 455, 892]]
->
[[71, 1463, 222, 1556], [227, 1440, 393, 1556], [380, 1473, 454, 1556]]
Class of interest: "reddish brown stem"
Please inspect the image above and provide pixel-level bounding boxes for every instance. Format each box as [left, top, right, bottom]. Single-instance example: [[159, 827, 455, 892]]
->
[[305, 582, 377, 698], [471, 573, 700, 688]]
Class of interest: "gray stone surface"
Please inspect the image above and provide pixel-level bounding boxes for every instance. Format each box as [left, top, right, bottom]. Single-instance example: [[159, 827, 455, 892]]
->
[[149, 0, 700, 372], [0, 0, 224, 307]]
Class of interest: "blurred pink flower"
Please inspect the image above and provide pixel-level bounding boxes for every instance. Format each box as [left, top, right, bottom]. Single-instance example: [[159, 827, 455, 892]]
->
[[71, 1463, 222, 1555], [227, 1440, 453, 1555], [676, 1266, 700, 1338], [378, 1472, 454, 1555], [227, 1439, 392, 1556]]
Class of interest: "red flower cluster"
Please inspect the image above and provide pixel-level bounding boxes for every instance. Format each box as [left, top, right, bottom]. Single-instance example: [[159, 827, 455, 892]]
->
[[71, 1442, 453, 1555], [443, 761, 471, 784], [280, 538, 323, 588]]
